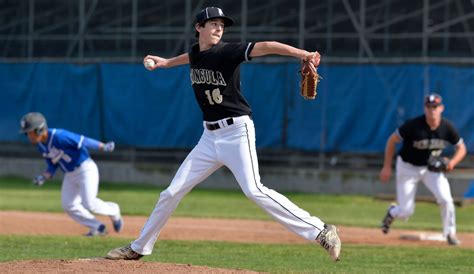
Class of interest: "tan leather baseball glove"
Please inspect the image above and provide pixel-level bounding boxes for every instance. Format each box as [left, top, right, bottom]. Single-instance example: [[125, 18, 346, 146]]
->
[[300, 60, 322, 100]]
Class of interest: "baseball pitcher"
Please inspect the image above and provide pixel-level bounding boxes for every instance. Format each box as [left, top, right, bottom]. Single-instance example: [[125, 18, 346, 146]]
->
[[106, 6, 341, 262], [20, 112, 123, 236], [379, 94, 466, 245]]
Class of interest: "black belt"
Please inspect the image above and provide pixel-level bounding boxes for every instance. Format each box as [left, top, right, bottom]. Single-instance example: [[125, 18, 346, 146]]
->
[[206, 118, 234, 130]]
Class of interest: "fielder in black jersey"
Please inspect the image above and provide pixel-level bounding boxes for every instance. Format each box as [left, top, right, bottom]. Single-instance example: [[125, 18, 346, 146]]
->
[[107, 6, 341, 262], [398, 115, 461, 166], [379, 93, 466, 245]]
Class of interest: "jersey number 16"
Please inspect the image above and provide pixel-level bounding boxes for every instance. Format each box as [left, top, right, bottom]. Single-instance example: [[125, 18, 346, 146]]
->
[[204, 88, 223, 105]]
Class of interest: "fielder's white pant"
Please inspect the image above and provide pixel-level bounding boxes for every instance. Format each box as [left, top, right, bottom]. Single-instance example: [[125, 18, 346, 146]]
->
[[389, 156, 456, 237], [131, 115, 326, 255], [61, 158, 120, 231]]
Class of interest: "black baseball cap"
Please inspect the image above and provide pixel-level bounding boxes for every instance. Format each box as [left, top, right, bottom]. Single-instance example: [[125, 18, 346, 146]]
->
[[195, 7, 234, 27], [424, 93, 443, 107]]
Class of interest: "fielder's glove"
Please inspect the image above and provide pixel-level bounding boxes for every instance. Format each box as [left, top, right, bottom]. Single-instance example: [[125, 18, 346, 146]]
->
[[427, 156, 449, 172], [33, 175, 46, 186], [300, 60, 322, 100], [103, 141, 115, 152]]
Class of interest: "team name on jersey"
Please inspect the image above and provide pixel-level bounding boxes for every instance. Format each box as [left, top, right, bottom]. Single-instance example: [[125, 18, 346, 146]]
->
[[412, 139, 447, 150], [42, 147, 72, 164], [190, 69, 227, 86]]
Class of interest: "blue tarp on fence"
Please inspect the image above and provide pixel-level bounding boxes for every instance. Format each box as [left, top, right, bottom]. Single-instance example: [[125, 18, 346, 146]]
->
[[1, 63, 473, 152]]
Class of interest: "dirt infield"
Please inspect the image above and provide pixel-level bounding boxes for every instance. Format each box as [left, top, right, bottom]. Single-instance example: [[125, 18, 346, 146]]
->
[[1, 211, 473, 273], [0, 259, 261, 274]]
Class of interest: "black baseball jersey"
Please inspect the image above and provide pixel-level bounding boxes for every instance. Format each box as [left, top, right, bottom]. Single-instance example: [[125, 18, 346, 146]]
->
[[188, 41, 255, 122], [397, 115, 462, 166]]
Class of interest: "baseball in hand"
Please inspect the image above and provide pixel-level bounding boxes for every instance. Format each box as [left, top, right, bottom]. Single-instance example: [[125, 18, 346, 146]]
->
[[144, 59, 155, 68]]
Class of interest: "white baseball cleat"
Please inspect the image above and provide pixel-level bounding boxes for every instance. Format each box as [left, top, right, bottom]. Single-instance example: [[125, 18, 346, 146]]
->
[[317, 224, 342, 262], [106, 244, 143, 260]]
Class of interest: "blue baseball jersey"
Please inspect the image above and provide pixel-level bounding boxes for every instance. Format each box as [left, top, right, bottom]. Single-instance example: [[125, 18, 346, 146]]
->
[[37, 128, 95, 176]]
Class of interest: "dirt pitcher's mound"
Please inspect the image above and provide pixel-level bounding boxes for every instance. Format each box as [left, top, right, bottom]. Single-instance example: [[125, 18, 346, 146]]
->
[[0, 259, 262, 274]]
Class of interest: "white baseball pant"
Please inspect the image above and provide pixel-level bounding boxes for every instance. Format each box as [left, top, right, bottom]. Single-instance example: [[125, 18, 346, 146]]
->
[[61, 158, 120, 230], [131, 115, 326, 255], [389, 156, 456, 237]]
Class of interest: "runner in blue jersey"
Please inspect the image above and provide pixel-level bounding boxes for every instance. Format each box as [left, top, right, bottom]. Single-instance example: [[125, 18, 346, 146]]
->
[[20, 112, 123, 236]]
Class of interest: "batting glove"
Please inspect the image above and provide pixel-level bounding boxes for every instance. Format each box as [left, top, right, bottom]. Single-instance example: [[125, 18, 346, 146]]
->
[[33, 175, 46, 186], [103, 141, 115, 152]]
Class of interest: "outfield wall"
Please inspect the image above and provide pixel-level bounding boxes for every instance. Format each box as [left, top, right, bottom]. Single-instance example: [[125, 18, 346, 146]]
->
[[1, 63, 473, 152]]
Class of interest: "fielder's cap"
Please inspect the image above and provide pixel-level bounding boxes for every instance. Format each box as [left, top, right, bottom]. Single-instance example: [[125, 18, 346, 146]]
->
[[196, 7, 234, 27], [424, 93, 443, 106], [19, 112, 47, 133]]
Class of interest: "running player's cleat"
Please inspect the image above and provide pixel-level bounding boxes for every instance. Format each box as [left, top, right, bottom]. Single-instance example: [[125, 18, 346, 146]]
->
[[381, 203, 397, 234], [111, 215, 123, 233], [447, 234, 461, 246], [317, 224, 341, 262], [106, 244, 143, 260], [85, 224, 107, 237]]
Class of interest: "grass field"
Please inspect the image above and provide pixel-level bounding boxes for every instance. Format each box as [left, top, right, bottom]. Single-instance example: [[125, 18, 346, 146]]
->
[[1, 235, 472, 273], [1, 176, 473, 273]]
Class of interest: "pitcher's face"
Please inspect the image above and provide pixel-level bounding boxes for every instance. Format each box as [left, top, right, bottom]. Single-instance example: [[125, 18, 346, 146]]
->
[[197, 19, 225, 46]]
